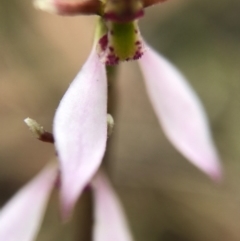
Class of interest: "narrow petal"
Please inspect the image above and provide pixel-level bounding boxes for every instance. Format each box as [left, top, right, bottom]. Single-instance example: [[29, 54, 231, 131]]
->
[[91, 171, 134, 241], [0, 164, 57, 241], [53, 50, 107, 219], [34, 0, 101, 15], [139, 44, 222, 180]]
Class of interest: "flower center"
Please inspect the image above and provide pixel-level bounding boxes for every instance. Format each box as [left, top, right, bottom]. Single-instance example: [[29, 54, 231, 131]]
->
[[97, 0, 145, 65]]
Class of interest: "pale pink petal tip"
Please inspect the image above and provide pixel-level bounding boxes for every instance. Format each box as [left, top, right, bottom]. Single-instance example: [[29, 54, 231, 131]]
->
[[208, 163, 223, 183], [91, 171, 134, 241], [34, 0, 59, 14], [0, 164, 57, 241], [139, 43, 222, 179], [34, 0, 100, 15], [53, 50, 107, 220]]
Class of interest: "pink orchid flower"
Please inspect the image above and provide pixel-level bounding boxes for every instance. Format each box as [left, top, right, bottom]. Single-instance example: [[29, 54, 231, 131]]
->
[[0, 166, 133, 241], [31, 0, 222, 218]]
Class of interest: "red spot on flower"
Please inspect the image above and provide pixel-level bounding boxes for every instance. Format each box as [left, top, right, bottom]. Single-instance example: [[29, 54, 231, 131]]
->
[[106, 54, 119, 65], [109, 46, 114, 52], [99, 34, 108, 51]]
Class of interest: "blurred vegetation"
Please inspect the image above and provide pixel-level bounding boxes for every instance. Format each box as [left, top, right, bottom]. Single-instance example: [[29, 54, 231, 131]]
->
[[1, 0, 240, 240]]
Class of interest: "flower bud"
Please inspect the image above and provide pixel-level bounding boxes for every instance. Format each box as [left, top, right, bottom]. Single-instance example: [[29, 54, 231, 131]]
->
[[107, 114, 114, 137], [24, 117, 54, 143]]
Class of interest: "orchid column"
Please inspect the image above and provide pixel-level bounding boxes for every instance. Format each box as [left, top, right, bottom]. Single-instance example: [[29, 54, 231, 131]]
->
[[35, 0, 222, 220]]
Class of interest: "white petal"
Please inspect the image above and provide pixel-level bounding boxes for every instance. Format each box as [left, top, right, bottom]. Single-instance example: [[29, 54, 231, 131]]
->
[[91, 171, 134, 241], [53, 50, 107, 219], [0, 164, 57, 241], [139, 44, 222, 179]]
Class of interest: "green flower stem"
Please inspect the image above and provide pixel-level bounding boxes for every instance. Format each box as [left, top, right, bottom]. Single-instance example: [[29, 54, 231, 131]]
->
[[103, 64, 119, 170], [94, 17, 108, 45]]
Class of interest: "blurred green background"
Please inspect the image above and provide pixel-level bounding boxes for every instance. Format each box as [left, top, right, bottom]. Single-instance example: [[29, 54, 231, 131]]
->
[[1, 0, 240, 240]]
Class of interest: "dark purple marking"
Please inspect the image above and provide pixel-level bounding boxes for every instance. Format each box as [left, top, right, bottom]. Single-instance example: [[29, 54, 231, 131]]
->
[[109, 46, 114, 52], [135, 41, 141, 45], [106, 53, 119, 65], [133, 50, 143, 60], [99, 34, 108, 51]]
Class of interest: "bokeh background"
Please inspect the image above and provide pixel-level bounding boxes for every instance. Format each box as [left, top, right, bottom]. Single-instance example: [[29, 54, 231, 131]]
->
[[1, 0, 240, 240]]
